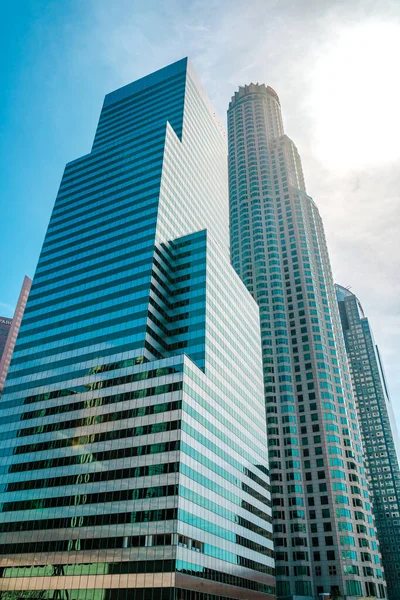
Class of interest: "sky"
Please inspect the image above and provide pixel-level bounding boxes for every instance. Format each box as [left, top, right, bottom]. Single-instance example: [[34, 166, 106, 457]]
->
[[1, 0, 399, 424]]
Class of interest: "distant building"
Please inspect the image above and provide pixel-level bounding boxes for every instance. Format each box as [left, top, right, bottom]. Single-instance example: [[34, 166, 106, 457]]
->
[[0, 317, 12, 363], [336, 284, 400, 600], [0, 275, 31, 394]]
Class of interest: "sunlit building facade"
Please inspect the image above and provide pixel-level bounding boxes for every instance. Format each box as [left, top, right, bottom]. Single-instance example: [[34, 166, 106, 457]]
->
[[0, 318, 11, 365], [0, 60, 274, 600], [228, 83, 386, 599], [336, 284, 400, 600], [0, 275, 32, 394]]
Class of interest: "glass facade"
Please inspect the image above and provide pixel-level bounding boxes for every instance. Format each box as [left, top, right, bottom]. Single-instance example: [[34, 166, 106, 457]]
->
[[0, 59, 274, 600], [336, 284, 400, 600], [227, 83, 386, 599]]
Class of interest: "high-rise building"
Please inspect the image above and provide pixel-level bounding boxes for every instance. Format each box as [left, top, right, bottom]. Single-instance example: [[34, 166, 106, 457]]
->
[[335, 284, 400, 600], [228, 83, 386, 599], [0, 275, 32, 394], [0, 318, 12, 363], [0, 60, 275, 600]]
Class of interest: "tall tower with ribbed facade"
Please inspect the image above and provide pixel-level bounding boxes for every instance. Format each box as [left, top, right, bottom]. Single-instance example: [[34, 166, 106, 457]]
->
[[336, 284, 400, 600], [228, 84, 386, 599], [0, 61, 274, 600]]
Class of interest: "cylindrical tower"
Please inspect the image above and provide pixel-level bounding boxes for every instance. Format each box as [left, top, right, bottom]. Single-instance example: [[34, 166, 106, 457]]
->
[[228, 84, 386, 600]]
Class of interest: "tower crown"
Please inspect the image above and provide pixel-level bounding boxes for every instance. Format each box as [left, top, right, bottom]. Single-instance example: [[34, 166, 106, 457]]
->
[[229, 83, 280, 107]]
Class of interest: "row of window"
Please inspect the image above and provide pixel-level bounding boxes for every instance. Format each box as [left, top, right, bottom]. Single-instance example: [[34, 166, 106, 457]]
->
[[6, 419, 180, 459], [5, 398, 181, 442], [1, 559, 275, 594]]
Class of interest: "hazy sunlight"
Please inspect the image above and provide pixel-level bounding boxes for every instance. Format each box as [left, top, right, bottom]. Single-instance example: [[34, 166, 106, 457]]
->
[[310, 21, 400, 170]]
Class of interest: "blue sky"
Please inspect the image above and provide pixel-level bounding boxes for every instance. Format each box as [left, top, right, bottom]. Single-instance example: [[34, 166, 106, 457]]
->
[[1, 0, 400, 426]]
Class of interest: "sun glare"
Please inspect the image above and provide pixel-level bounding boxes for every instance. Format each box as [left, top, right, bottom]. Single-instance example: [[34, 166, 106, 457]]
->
[[310, 21, 400, 170]]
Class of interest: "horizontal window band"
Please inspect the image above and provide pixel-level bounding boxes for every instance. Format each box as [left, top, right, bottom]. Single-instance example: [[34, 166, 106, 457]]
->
[[1, 484, 271, 542], [1, 339, 148, 393], [1, 420, 181, 459], [44, 196, 158, 254], [181, 424, 268, 492], [4, 362, 176, 417], [1, 397, 182, 442], [36, 225, 156, 284], [7, 318, 147, 366], [49, 189, 160, 244], [1, 439, 180, 479], [6, 328, 149, 387], [64, 96, 180, 173], [94, 104, 184, 147], [0, 560, 274, 594], [0, 532, 174, 555], [52, 156, 163, 214], [0, 506, 178, 532], [56, 145, 165, 203], [35, 219, 157, 278], [29, 245, 154, 304], [23, 266, 152, 320], [21, 269, 151, 326], [180, 463, 271, 523], [3, 461, 180, 498], [17, 297, 150, 343], [0, 559, 176, 578], [98, 82, 185, 131], [7, 341, 181, 393], [51, 176, 161, 226], [176, 562, 275, 592], [181, 442, 271, 508], [48, 167, 162, 226], [99, 73, 185, 121], [0, 509, 272, 563], [34, 222, 157, 286]]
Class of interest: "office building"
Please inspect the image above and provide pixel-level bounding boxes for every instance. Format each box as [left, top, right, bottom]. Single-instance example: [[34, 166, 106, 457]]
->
[[336, 284, 400, 600], [228, 83, 386, 599], [0, 318, 12, 364], [0, 275, 32, 394], [0, 60, 274, 600]]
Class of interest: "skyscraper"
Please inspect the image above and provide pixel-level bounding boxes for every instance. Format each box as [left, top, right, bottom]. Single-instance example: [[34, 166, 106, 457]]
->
[[336, 284, 400, 600], [228, 83, 386, 599], [0, 60, 275, 600], [0, 275, 32, 394], [0, 318, 12, 364]]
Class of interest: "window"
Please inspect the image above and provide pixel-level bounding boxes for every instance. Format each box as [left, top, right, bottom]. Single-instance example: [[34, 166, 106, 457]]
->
[[328, 565, 337, 575], [346, 580, 362, 596], [344, 564, 359, 575], [295, 582, 312, 595], [340, 536, 355, 546]]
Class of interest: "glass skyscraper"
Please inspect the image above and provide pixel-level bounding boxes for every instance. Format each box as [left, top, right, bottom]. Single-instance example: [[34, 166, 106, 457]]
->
[[228, 83, 386, 599], [0, 59, 274, 600], [336, 284, 400, 600]]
